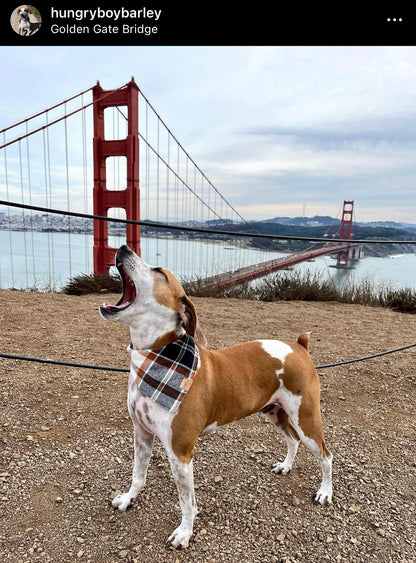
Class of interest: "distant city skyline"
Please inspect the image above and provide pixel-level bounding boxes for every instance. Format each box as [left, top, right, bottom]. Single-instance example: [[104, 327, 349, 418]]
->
[[2, 210, 415, 232]]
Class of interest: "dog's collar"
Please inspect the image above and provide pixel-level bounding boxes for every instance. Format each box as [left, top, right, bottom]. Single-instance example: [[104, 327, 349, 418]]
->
[[128, 333, 199, 413]]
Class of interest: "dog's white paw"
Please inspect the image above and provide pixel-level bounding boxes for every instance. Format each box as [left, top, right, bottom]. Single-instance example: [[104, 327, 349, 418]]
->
[[271, 460, 291, 475], [167, 524, 193, 549], [314, 485, 333, 505], [112, 492, 134, 511]]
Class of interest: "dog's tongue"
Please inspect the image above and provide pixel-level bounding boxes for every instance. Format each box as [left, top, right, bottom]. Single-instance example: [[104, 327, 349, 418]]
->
[[103, 302, 124, 310]]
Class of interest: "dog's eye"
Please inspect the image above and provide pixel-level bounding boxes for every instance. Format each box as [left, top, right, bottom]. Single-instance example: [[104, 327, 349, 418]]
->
[[152, 267, 168, 282]]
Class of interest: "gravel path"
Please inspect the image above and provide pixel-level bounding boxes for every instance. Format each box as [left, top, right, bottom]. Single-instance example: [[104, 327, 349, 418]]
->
[[0, 291, 415, 562]]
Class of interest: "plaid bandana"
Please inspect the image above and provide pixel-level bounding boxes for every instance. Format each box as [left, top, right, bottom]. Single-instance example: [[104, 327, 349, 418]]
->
[[128, 334, 199, 413]]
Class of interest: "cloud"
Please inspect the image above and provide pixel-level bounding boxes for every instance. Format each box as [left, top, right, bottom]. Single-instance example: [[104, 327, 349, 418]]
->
[[1, 45, 416, 223], [245, 116, 416, 147]]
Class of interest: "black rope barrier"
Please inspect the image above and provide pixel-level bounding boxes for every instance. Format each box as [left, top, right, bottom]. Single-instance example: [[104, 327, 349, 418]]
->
[[315, 342, 416, 369], [0, 352, 129, 373], [1, 199, 416, 245], [1, 342, 415, 373], [1, 198, 415, 373]]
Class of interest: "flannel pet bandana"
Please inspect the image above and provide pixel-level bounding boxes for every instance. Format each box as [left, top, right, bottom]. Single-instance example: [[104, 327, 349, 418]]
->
[[128, 334, 199, 413]]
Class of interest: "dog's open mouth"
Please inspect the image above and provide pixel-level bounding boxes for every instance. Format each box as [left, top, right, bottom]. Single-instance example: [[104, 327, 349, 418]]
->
[[102, 262, 136, 313]]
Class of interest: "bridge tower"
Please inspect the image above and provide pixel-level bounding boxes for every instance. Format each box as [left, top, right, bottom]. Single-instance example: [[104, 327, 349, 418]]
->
[[335, 200, 354, 268], [93, 78, 140, 274]]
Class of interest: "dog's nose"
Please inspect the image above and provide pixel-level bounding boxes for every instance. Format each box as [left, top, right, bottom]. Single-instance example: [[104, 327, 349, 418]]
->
[[116, 245, 133, 262], [118, 245, 133, 255]]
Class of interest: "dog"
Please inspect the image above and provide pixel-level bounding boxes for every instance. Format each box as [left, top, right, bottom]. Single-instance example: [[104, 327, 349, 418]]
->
[[17, 7, 31, 35], [100, 245, 333, 549], [28, 21, 41, 35]]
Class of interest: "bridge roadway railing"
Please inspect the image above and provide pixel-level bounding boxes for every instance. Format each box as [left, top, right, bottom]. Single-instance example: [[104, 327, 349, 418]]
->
[[183, 243, 356, 293]]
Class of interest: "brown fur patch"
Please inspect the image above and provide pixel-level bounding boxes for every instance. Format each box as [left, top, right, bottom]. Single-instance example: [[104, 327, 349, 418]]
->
[[153, 331, 181, 350], [152, 268, 207, 349], [171, 337, 326, 463], [171, 342, 284, 462], [297, 332, 310, 351]]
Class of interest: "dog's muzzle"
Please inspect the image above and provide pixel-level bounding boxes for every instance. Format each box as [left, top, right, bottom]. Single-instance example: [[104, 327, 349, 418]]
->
[[100, 246, 137, 317]]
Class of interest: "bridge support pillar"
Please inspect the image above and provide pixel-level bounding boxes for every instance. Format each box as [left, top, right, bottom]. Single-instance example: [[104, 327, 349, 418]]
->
[[93, 78, 140, 274], [336, 200, 354, 268]]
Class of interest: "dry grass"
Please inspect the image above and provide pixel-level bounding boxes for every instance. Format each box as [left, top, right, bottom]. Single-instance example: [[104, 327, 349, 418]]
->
[[188, 270, 416, 314], [63, 270, 416, 314], [63, 273, 122, 296]]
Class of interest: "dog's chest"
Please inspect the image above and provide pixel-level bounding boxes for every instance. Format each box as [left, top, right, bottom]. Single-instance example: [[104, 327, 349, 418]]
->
[[127, 371, 175, 443], [128, 335, 199, 413]]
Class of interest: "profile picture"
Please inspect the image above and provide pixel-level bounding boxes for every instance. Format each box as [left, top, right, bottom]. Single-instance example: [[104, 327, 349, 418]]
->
[[11, 5, 42, 36]]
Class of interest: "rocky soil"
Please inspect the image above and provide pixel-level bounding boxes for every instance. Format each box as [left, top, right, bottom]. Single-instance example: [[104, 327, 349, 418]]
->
[[0, 290, 415, 562]]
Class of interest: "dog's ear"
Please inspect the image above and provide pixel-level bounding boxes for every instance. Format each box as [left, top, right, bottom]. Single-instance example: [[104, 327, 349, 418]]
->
[[179, 295, 207, 349]]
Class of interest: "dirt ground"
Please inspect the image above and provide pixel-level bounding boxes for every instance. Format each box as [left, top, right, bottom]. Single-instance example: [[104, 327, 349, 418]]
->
[[0, 290, 415, 562]]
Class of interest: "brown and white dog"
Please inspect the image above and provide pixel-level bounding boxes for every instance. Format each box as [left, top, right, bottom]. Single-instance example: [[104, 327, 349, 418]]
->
[[100, 245, 333, 549], [17, 6, 31, 35]]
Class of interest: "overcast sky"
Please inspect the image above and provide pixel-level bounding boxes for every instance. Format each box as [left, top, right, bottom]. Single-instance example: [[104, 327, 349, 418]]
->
[[1, 45, 416, 224]]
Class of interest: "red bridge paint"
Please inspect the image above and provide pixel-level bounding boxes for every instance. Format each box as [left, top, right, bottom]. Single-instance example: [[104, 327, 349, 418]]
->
[[185, 242, 357, 293], [93, 78, 140, 274], [336, 200, 354, 268]]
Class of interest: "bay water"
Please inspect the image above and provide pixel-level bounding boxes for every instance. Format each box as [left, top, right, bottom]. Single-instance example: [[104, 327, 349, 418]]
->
[[0, 230, 415, 292]]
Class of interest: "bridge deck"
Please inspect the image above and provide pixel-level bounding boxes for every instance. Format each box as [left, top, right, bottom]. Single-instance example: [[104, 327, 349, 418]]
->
[[184, 243, 356, 293]]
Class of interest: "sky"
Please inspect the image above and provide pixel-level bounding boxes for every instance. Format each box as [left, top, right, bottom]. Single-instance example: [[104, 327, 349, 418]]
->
[[1, 45, 416, 224]]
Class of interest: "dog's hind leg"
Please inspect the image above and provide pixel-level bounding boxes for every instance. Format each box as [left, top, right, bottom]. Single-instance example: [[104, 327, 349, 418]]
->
[[112, 423, 154, 511], [272, 408, 300, 475], [166, 455, 198, 549], [292, 399, 333, 505], [262, 406, 300, 475], [262, 387, 333, 505]]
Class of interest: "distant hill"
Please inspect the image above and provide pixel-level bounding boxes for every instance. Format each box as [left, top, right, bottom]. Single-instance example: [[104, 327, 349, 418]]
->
[[261, 215, 339, 227], [355, 220, 416, 232], [173, 215, 415, 244], [239, 221, 411, 241], [260, 216, 416, 231]]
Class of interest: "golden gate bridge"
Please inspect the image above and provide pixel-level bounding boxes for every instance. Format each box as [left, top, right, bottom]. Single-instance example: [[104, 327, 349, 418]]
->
[[0, 78, 357, 291]]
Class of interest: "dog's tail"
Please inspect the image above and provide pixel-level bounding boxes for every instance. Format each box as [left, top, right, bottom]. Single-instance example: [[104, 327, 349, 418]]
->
[[297, 332, 311, 351]]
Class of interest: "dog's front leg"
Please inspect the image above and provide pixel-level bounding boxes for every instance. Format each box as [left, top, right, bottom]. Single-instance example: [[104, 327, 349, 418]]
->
[[167, 456, 198, 549], [112, 423, 154, 511]]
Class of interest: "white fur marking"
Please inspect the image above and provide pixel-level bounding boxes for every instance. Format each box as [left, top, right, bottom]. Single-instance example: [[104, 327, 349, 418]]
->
[[258, 339, 293, 366], [271, 433, 299, 475], [201, 422, 219, 435], [264, 380, 302, 424], [167, 458, 198, 548]]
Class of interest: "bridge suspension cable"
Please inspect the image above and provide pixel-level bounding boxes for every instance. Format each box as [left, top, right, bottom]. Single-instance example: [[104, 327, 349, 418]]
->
[[0, 82, 132, 151], [1, 78, 282, 289], [137, 88, 268, 237], [1, 79, 414, 293], [0, 86, 93, 136], [133, 89, 286, 271]]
